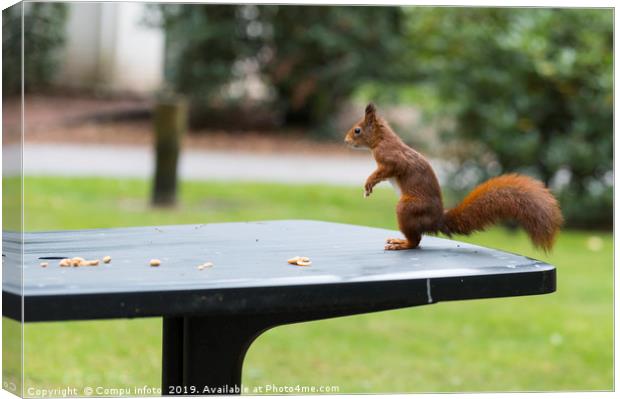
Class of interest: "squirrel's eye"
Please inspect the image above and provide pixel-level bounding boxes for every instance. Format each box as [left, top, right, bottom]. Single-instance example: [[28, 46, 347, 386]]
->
[[354, 127, 361, 134]]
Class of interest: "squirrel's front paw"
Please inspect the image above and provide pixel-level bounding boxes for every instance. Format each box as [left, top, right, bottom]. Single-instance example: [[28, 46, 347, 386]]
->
[[364, 183, 374, 197]]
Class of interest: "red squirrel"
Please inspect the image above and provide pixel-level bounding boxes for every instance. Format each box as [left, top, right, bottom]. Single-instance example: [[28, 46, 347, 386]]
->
[[345, 103, 563, 251]]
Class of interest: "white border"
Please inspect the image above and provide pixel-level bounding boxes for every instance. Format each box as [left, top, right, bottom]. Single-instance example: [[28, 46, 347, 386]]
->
[[0, 2, 616, 399]]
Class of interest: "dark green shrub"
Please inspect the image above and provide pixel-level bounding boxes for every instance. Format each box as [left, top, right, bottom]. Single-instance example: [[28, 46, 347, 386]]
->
[[257, 6, 405, 126], [2, 2, 68, 95], [155, 4, 405, 129], [405, 8, 613, 228], [156, 5, 259, 108]]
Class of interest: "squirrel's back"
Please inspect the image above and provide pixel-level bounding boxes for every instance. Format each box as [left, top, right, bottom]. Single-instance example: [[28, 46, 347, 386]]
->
[[375, 128, 443, 201]]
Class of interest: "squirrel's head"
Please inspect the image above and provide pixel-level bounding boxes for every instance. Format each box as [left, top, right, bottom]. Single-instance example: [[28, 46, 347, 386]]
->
[[344, 103, 382, 150]]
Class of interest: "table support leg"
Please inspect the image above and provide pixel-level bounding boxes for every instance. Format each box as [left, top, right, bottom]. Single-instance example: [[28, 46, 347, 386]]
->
[[162, 315, 269, 395], [162, 317, 184, 395], [162, 309, 392, 395]]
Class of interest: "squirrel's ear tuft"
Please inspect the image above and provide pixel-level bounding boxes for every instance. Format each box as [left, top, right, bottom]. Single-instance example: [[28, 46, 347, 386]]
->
[[365, 103, 377, 124]]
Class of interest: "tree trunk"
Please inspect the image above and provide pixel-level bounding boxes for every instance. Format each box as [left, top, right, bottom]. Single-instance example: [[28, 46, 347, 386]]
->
[[152, 97, 187, 206]]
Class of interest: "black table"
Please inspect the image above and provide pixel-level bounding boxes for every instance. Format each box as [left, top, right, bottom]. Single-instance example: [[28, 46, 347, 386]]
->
[[2, 220, 555, 395]]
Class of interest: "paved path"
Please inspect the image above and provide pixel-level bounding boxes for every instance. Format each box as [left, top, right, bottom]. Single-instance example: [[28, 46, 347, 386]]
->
[[22, 143, 448, 186]]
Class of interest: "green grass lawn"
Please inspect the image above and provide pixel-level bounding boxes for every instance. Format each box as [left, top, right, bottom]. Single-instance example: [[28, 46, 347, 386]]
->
[[7, 176, 613, 394]]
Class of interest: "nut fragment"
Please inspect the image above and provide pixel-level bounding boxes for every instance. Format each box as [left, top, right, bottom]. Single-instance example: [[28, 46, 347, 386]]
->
[[197, 262, 214, 270], [71, 257, 85, 267], [84, 259, 99, 266], [287, 256, 312, 266], [150, 259, 161, 267], [296, 260, 312, 266], [40, 262, 48, 268], [103, 256, 112, 264]]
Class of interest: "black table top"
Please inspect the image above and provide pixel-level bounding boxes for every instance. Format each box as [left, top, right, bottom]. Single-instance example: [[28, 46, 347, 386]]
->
[[2, 220, 555, 322]]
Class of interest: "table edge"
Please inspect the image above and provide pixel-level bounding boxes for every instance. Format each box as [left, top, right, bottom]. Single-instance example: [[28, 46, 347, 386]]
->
[[3, 267, 556, 323]]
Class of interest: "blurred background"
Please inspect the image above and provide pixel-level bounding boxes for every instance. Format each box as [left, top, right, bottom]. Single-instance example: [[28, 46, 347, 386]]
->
[[2, 2, 613, 394]]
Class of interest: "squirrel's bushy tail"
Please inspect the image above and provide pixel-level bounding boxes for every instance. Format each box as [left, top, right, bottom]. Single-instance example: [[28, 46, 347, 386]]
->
[[440, 174, 563, 251]]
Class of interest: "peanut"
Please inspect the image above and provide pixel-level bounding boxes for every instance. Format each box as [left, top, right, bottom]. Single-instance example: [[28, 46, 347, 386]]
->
[[40, 262, 48, 268], [103, 256, 112, 264], [150, 259, 161, 267], [288, 256, 312, 266], [197, 262, 214, 270]]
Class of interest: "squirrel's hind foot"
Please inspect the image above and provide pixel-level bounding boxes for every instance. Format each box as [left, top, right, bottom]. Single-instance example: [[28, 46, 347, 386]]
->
[[386, 238, 408, 245], [384, 240, 415, 250]]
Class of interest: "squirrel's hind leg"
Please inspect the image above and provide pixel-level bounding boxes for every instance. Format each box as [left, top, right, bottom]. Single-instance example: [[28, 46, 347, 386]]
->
[[386, 198, 426, 250]]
